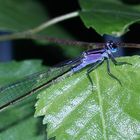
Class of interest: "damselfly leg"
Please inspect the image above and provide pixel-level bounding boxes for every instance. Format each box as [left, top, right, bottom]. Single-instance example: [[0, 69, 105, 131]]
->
[[86, 60, 103, 90], [86, 57, 129, 88], [109, 53, 132, 66], [106, 54, 132, 85], [106, 58, 122, 86]]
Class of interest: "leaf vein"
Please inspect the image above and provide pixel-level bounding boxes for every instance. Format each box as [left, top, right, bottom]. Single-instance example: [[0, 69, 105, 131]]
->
[[95, 70, 107, 140], [84, 9, 140, 18]]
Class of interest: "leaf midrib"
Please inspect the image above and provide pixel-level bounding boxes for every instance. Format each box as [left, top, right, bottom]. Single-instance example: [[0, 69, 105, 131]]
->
[[95, 70, 107, 140], [82, 9, 140, 18]]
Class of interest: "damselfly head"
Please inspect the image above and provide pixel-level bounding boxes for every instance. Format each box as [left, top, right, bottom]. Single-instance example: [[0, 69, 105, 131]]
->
[[105, 41, 118, 53]]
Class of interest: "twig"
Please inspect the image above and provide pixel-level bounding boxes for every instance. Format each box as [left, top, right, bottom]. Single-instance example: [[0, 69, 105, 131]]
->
[[0, 11, 79, 41]]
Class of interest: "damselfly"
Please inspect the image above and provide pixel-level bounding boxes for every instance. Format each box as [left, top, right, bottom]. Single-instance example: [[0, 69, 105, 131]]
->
[[0, 39, 133, 111]]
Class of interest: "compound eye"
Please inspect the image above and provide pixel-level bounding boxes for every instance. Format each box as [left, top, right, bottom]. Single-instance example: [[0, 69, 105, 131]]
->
[[106, 41, 118, 53], [106, 41, 113, 47], [111, 43, 118, 53]]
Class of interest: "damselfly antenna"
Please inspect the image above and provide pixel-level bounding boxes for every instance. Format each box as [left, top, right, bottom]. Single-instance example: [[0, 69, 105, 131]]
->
[[28, 34, 140, 49]]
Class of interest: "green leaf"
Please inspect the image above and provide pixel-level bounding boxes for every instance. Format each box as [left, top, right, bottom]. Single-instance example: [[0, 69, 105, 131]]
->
[[35, 56, 140, 140], [0, 0, 47, 32], [79, 0, 140, 36], [0, 100, 46, 140], [0, 60, 47, 140]]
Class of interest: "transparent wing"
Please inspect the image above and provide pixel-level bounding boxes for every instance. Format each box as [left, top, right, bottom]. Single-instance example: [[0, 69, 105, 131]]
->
[[0, 61, 79, 110]]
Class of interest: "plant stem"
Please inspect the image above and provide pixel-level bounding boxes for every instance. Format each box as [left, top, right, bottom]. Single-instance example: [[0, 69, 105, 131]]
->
[[30, 11, 79, 34], [0, 11, 79, 41]]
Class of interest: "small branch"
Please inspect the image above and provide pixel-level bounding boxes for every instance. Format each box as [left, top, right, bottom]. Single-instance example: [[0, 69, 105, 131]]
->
[[29, 11, 79, 34], [0, 11, 79, 42]]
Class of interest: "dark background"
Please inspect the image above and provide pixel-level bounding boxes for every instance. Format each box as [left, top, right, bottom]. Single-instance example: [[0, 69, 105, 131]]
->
[[0, 0, 140, 65]]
